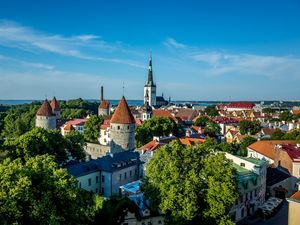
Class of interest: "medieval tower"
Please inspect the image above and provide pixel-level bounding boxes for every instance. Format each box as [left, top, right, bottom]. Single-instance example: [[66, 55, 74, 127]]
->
[[98, 86, 110, 116], [144, 53, 156, 107], [109, 96, 135, 154], [50, 96, 60, 119], [35, 99, 57, 130]]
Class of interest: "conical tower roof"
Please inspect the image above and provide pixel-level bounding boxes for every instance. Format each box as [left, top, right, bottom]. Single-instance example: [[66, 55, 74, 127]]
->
[[50, 96, 60, 111], [36, 99, 54, 116], [110, 96, 135, 124]]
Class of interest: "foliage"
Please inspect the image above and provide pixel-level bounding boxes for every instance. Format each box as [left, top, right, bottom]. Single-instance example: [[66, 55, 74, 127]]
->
[[1, 104, 39, 139], [65, 130, 86, 160], [135, 117, 182, 147], [239, 136, 257, 156], [204, 105, 219, 117], [262, 108, 275, 114], [83, 115, 104, 143], [194, 115, 209, 127], [204, 121, 221, 137], [59, 98, 98, 119], [279, 111, 295, 122], [2, 128, 85, 164], [0, 112, 7, 138], [270, 129, 285, 140], [217, 142, 239, 155], [143, 141, 238, 225], [238, 120, 261, 135], [0, 154, 104, 225]]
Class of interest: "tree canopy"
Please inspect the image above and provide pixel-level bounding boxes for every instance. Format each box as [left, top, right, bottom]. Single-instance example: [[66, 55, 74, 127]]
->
[[142, 141, 238, 225], [2, 128, 86, 164], [194, 116, 209, 127], [83, 115, 104, 143], [204, 105, 219, 117], [0, 154, 104, 225], [239, 136, 257, 156], [279, 111, 295, 122], [238, 120, 261, 135], [135, 117, 182, 147]]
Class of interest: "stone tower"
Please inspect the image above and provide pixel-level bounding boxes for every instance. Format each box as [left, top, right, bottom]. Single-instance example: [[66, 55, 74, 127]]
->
[[98, 86, 110, 116], [144, 52, 156, 107], [50, 96, 60, 119], [36, 99, 57, 130], [110, 96, 135, 154]]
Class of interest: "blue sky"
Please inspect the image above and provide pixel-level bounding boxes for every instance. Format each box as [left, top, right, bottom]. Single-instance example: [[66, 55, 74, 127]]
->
[[0, 0, 299, 101]]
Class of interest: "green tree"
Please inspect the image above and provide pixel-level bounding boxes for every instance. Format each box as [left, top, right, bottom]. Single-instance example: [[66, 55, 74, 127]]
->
[[270, 129, 285, 140], [84, 115, 104, 143], [217, 142, 239, 155], [135, 117, 181, 147], [204, 105, 219, 117], [283, 129, 300, 140], [204, 121, 221, 137], [239, 136, 257, 156], [65, 130, 86, 160], [3, 128, 85, 164], [279, 111, 294, 122], [0, 154, 104, 225], [238, 120, 261, 135], [262, 108, 275, 114], [143, 141, 238, 225], [194, 116, 209, 127]]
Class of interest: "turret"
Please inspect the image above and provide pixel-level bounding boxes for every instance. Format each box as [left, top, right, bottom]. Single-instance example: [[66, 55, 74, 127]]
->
[[110, 96, 135, 154], [36, 99, 56, 130], [50, 96, 60, 119], [98, 86, 110, 116]]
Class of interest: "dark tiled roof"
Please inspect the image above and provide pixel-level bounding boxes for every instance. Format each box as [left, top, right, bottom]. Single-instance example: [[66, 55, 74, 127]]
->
[[36, 99, 54, 116], [66, 151, 141, 177], [111, 96, 135, 124]]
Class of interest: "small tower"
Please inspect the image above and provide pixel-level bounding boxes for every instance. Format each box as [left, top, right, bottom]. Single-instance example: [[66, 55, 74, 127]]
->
[[50, 96, 60, 119], [36, 99, 57, 130], [110, 96, 135, 154], [98, 86, 110, 116], [141, 89, 152, 121], [144, 52, 156, 107]]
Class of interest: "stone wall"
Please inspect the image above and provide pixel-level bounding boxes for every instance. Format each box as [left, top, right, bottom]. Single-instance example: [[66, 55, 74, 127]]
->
[[110, 123, 135, 154], [35, 115, 56, 130]]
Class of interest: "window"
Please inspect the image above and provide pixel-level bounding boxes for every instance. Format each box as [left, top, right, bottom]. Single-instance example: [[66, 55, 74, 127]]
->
[[118, 126, 120, 130], [88, 178, 91, 186], [240, 163, 245, 167], [241, 208, 245, 218], [278, 160, 281, 166], [119, 174, 122, 181], [124, 172, 127, 179], [96, 176, 99, 183], [127, 125, 129, 129], [130, 170, 132, 177], [102, 175, 105, 183], [135, 169, 138, 175]]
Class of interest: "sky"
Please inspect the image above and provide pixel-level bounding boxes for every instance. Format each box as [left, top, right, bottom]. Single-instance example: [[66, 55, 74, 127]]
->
[[0, 0, 299, 101]]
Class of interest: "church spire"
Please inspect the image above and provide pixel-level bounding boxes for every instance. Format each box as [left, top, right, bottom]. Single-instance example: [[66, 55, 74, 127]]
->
[[147, 51, 153, 83]]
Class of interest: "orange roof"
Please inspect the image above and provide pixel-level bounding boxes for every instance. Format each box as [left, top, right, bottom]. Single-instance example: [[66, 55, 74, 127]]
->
[[36, 99, 54, 116], [64, 123, 74, 131], [290, 191, 300, 201], [153, 109, 176, 121], [110, 96, 135, 124], [176, 109, 197, 121], [50, 97, 60, 111], [179, 137, 205, 145], [248, 140, 296, 160], [292, 110, 300, 115], [100, 119, 110, 129], [99, 100, 110, 109]]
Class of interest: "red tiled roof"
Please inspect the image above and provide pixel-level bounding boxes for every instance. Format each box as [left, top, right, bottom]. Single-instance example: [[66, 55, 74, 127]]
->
[[36, 99, 54, 116], [290, 191, 300, 201], [214, 116, 238, 124], [99, 100, 110, 109], [227, 102, 255, 109], [179, 137, 205, 145], [66, 119, 87, 126], [50, 97, 60, 111], [100, 119, 110, 130], [135, 118, 142, 126], [292, 110, 300, 115], [248, 140, 297, 160], [153, 109, 176, 121], [175, 109, 197, 121], [64, 123, 74, 131], [280, 144, 300, 162], [110, 96, 135, 124]]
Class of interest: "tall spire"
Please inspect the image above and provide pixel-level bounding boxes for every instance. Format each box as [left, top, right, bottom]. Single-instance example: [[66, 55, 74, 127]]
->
[[147, 51, 153, 83]]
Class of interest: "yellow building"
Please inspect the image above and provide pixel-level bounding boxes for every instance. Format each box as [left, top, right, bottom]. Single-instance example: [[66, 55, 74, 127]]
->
[[287, 189, 300, 225]]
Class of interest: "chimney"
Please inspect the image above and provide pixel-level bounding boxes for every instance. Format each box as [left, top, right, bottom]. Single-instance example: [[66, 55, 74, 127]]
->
[[100, 86, 104, 101]]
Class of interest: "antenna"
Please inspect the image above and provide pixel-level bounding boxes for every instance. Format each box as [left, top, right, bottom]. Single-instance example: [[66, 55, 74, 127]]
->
[[45, 94, 47, 100], [122, 81, 125, 96]]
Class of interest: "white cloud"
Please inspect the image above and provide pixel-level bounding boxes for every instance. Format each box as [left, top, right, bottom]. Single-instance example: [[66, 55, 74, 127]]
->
[[0, 20, 144, 68], [164, 37, 186, 49]]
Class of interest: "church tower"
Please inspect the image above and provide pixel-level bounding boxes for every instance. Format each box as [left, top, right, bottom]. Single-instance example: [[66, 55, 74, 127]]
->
[[110, 96, 135, 154], [144, 53, 156, 107]]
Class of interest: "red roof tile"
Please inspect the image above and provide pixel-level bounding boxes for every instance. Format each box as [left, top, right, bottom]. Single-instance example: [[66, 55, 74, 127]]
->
[[64, 123, 74, 131], [290, 191, 300, 201], [110, 96, 135, 124], [50, 97, 60, 111], [227, 102, 255, 109], [153, 109, 176, 121], [36, 99, 54, 116], [99, 100, 110, 109]]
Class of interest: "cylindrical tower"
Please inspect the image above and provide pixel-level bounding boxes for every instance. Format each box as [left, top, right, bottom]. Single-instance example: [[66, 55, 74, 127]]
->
[[36, 99, 57, 130]]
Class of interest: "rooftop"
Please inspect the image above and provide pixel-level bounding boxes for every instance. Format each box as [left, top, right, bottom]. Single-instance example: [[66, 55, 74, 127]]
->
[[36, 99, 54, 116], [110, 96, 135, 124]]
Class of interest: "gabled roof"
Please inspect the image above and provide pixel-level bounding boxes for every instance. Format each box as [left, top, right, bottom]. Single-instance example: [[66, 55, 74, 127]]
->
[[36, 99, 54, 116], [110, 96, 135, 124], [248, 140, 296, 160], [100, 119, 110, 130], [50, 97, 60, 111], [152, 109, 176, 121], [64, 123, 74, 131], [175, 109, 197, 121], [227, 102, 255, 109]]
